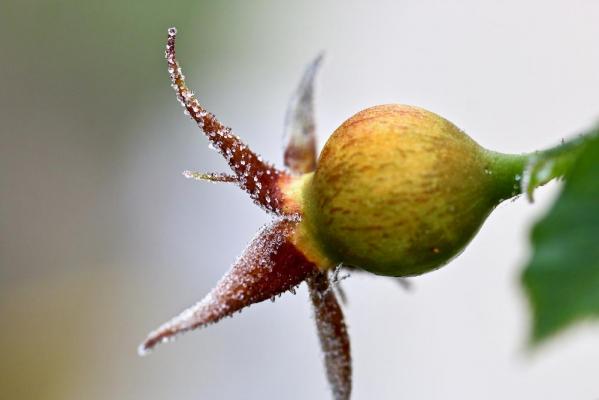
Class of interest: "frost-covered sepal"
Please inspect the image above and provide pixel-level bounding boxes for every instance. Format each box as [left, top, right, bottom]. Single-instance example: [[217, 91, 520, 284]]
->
[[139, 219, 318, 354], [166, 27, 292, 214], [307, 272, 352, 400], [283, 53, 323, 175]]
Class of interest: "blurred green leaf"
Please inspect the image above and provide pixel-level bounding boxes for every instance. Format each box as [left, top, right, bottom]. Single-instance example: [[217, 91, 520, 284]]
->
[[522, 134, 599, 344]]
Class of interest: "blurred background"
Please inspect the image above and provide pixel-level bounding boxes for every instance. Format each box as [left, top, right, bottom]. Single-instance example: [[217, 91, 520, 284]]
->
[[2, 1, 599, 399]]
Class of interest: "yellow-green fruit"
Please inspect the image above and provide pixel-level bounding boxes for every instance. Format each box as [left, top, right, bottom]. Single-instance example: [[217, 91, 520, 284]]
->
[[304, 104, 525, 277]]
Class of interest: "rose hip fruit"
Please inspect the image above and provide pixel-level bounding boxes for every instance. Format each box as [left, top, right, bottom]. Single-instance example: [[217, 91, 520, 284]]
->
[[293, 104, 526, 277]]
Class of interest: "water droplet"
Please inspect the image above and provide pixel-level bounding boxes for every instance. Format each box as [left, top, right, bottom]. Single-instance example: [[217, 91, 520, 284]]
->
[[536, 161, 553, 182]]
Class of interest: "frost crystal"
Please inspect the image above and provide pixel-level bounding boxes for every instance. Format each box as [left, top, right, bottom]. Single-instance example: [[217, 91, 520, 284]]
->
[[182, 170, 238, 183]]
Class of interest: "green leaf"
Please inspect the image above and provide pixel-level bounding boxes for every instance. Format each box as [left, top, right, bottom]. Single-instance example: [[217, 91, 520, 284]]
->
[[522, 134, 599, 344]]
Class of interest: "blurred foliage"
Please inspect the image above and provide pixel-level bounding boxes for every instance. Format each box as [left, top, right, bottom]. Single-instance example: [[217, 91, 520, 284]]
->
[[522, 133, 599, 343]]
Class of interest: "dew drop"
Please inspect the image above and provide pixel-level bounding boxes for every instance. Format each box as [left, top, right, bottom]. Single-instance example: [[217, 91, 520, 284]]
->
[[536, 161, 554, 182]]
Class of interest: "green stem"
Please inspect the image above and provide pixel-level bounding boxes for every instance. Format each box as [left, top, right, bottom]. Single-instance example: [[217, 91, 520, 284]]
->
[[487, 125, 599, 202], [485, 150, 528, 202]]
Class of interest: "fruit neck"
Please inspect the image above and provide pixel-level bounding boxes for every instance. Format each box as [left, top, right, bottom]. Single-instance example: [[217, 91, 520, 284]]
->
[[484, 151, 528, 202]]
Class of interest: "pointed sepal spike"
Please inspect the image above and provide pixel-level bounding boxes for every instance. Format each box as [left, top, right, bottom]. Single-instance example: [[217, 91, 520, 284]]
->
[[182, 170, 238, 183], [165, 27, 292, 214], [307, 271, 352, 400], [283, 53, 323, 175], [139, 219, 318, 354]]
